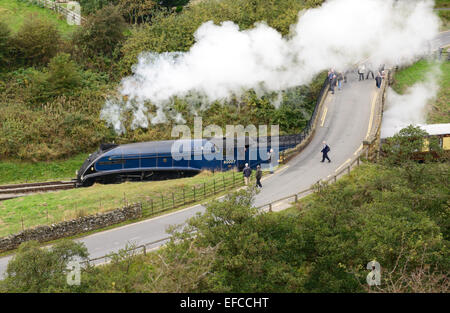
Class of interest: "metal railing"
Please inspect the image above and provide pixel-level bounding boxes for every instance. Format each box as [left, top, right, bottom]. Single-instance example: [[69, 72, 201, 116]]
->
[[81, 236, 172, 266]]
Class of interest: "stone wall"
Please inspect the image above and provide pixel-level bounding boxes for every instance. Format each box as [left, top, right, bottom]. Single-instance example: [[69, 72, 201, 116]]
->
[[363, 70, 390, 161], [0, 204, 142, 252]]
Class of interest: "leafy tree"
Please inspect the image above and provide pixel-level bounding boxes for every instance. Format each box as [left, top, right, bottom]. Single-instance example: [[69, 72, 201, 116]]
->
[[170, 189, 308, 292], [46, 53, 82, 95], [78, 0, 119, 15], [382, 125, 442, 166], [72, 4, 127, 58], [27, 53, 82, 104], [118, 0, 159, 24], [13, 14, 61, 66], [0, 240, 88, 292]]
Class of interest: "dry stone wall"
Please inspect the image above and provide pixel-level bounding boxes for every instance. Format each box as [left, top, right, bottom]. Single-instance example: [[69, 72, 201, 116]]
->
[[0, 204, 142, 252]]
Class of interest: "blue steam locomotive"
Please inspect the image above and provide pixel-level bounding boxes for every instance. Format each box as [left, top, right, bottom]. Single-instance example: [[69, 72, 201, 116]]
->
[[76, 136, 299, 187]]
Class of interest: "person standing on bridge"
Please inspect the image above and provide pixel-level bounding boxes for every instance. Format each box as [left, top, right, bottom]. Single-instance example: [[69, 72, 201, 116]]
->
[[243, 163, 252, 186], [255, 165, 262, 188], [330, 74, 337, 94], [375, 72, 382, 88], [321, 141, 331, 163], [366, 63, 375, 79], [358, 64, 365, 81], [337, 72, 344, 90]]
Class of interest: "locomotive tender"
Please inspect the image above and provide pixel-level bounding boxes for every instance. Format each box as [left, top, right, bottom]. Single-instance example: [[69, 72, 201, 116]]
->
[[76, 136, 297, 187]]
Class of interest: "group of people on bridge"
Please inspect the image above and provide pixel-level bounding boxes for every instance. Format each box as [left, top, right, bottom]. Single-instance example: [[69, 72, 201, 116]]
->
[[328, 63, 386, 92], [357, 63, 386, 88]]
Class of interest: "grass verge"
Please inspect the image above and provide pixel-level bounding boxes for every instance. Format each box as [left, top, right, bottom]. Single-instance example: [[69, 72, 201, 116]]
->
[[0, 153, 88, 185], [0, 170, 249, 237], [0, 0, 75, 36]]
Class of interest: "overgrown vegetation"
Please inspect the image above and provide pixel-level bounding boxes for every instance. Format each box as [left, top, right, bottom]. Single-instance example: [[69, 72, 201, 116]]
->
[[1, 126, 448, 293], [0, 0, 325, 168]]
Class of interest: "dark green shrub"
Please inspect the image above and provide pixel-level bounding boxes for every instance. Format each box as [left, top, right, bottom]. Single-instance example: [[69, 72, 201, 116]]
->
[[72, 4, 127, 58], [13, 14, 61, 66]]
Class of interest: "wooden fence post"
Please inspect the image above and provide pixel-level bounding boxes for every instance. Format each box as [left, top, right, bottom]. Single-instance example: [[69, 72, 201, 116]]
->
[[193, 186, 196, 202]]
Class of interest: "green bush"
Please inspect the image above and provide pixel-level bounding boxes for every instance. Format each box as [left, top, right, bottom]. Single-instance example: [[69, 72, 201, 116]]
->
[[0, 240, 88, 293], [72, 4, 127, 58], [12, 14, 61, 66]]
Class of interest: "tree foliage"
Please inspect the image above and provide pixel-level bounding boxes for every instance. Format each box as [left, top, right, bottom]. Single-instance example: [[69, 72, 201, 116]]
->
[[0, 240, 88, 293], [13, 14, 61, 66], [72, 4, 127, 58]]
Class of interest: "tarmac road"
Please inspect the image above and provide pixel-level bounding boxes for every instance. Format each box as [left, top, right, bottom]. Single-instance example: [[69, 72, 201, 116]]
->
[[0, 31, 449, 278]]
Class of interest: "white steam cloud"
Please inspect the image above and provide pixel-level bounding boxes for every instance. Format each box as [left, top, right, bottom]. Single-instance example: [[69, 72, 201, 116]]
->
[[101, 0, 440, 133], [380, 65, 441, 138]]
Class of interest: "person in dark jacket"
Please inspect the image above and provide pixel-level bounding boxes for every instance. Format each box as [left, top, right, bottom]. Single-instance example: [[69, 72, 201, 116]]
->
[[255, 165, 262, 188], [375, 72, 382, 88], [330, 74, 337, 94], [243, 163, 252, 185], [321, 141, 331, 163]]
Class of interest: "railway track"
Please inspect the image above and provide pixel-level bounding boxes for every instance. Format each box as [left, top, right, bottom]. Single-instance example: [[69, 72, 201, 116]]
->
[[0, 180, 76, 201]]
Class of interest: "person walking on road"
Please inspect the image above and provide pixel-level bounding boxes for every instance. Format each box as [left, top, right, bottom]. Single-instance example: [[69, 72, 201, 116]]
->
[[358, 64, 365, 81], [321, 141, 331, 163], [243, 163, 252, 186], [255, 165, 262, 188]]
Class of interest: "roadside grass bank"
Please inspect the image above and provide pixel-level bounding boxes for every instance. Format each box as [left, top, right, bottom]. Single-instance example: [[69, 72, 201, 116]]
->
[[391, 58, 450, 124], [0, 170, 251, 237], [0, 153, 87, 185], [438, 10, 450, 31], [0, 0, 74, 36]]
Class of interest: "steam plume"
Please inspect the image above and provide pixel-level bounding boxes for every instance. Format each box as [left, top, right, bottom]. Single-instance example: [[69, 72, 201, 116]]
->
[[101, 0, 440, 133]]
